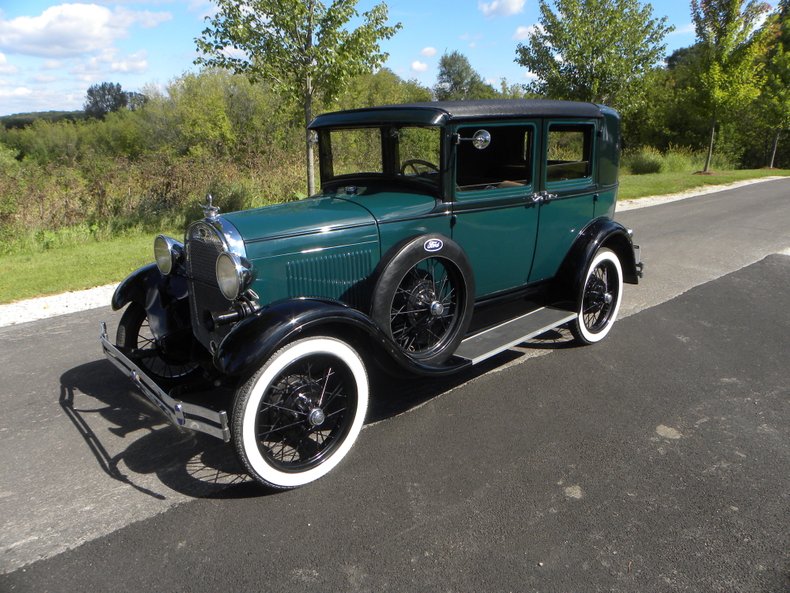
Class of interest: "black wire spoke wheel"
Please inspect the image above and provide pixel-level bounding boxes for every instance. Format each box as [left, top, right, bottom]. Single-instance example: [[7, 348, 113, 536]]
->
[[255, 355, 356, 472], [117, 303, 200, 383], [572, 248, 623, 344], [388, 256, 461, 359], [582, 262, 617, 332], [232, 337, 369, 490]]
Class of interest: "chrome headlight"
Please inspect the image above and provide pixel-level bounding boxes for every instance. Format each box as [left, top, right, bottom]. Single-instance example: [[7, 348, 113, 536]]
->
[[216, 252, 251, 300], [154, 235, 183, 276]]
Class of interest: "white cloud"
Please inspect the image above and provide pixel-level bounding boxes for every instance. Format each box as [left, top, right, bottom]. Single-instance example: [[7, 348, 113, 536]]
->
[[0, 3, 170, 58], [0, 52, 17, 74], [33, 74, 58, 83], [411, 60, 428, 73], [0, 86, 33, 98], [420, 46, 437, 57], [669, 23, 695, 35], [113, 6, 172, 28], [42, 59, 63, 70], [111, 50, 147, 72], [478, 0, 525, 17], [513, 24, 540, 40]]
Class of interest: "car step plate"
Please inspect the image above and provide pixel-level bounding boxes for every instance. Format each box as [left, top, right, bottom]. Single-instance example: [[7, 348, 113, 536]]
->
[[454, 306, 578, 365]]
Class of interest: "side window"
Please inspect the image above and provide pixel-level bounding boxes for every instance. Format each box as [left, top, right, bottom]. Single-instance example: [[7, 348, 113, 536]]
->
[[546, 124, 594, 183], [456, 125, 534, 192]]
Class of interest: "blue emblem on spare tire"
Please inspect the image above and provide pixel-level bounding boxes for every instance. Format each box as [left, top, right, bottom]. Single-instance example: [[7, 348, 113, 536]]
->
[[424, 238, 443, 252]]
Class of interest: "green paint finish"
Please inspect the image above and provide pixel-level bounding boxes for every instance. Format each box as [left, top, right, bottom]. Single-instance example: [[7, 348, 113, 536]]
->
[[223, 196, 375, 246], [528, 193, 595, 282], [593, 186, 618, 219]]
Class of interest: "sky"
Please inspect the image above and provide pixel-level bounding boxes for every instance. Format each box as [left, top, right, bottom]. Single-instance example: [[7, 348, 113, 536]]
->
[[0, 0, 728, 116]]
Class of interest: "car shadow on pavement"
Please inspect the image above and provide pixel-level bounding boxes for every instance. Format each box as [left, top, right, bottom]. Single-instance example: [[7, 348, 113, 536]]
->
[[59, 360, 255, 500], [62, 338, 560, 500]]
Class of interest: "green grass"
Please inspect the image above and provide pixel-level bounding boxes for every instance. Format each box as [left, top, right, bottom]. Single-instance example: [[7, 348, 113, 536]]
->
[[618, 168, 789, 200], [1, 168, 788, 304], [0, 231, 178, 304]]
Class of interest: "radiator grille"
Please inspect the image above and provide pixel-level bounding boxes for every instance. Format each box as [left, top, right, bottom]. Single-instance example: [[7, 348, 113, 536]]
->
[[185, 222, 233, 347], [286, 249, 372, 308]]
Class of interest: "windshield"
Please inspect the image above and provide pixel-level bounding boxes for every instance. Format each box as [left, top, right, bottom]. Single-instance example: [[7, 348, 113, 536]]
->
[[318, 126, 441, 188]]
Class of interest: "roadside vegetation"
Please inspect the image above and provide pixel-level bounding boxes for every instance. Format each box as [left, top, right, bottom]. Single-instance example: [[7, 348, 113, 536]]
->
[[0, 0, 787, 304]]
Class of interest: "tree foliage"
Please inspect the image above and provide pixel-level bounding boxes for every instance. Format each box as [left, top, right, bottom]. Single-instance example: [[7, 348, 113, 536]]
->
[[84, 82, 129, 119], [434, 51, 498, 100], [691, 0, 771, 171], [194, 0, 400, 194], [758, 0, 790, 167], [515, 0, 673, 117]]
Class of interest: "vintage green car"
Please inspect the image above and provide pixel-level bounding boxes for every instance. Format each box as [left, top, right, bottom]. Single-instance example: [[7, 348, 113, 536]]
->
[[101, 99, 642, 489]]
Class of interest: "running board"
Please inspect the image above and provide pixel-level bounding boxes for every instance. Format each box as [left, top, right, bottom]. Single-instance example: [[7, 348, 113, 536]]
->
[[454, 306, 577, 365]]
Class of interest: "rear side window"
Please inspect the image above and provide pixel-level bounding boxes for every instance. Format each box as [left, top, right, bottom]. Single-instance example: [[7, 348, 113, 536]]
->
[[546, 124, 594, 183]]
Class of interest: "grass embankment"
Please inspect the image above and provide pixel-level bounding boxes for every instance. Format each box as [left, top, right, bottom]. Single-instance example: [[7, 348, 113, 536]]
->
[[618, 168, 789, 200], [0, 169, 788, 304]]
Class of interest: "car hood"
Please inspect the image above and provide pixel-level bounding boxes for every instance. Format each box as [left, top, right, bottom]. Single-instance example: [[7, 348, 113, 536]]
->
[[221, 196, 377, 246]]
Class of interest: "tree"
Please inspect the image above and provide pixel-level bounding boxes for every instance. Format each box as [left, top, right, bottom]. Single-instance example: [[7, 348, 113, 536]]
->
[[433, 51, 498, 100], [514, 0, 673, 117], [84, 82, 128, 119], [759, 0, 790, 167], [691, 0, 771, 172], [195, 0, 400, 195]]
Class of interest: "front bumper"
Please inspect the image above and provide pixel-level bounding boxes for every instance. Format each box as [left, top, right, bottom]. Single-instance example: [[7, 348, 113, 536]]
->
[[100, 322, 230, 442]]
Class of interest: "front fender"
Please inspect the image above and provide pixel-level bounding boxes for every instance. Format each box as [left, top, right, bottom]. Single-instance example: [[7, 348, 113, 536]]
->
[[553, 218, 640, 305], [214, 298, 470, 378], [111, 263, 191, 340]]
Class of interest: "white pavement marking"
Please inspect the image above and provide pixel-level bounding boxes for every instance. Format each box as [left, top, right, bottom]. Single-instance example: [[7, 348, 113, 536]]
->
[[0, 176, 785, 328]]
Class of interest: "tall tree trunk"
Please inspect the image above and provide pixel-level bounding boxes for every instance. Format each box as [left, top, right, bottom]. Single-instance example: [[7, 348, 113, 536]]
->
[[769, 129, 780, 169], [304, 88, 315, 196], [703, 118, 716, 173], [304, 0, 315, 196]]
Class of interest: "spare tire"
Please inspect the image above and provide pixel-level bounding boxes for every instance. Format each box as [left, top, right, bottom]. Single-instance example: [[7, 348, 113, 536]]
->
[[371, 234, 475, 364]]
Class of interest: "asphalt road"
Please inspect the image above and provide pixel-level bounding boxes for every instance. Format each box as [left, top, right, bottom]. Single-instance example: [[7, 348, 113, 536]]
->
[[1, 179, 788, 592]]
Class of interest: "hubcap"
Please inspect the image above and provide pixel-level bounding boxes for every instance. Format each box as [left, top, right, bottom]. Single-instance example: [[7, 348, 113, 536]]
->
[[429, 300, 445, 316], [308, 408, 326, 427]]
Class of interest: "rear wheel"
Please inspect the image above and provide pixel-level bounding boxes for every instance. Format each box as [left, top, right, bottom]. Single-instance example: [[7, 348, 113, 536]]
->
[[571, 248, 623, 344], [231, 337, 368, 490]]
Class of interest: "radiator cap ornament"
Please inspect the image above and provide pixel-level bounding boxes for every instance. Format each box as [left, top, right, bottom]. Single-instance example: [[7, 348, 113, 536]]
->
[[202, 194, 220, 221]]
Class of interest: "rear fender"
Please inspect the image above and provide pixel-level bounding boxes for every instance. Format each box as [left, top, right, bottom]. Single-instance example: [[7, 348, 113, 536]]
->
[[553, 218, 639, 306], [214, 298, 469, 378]]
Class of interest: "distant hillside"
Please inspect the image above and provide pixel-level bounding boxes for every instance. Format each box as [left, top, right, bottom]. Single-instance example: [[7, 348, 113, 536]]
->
[[1, 111, 87, 129]]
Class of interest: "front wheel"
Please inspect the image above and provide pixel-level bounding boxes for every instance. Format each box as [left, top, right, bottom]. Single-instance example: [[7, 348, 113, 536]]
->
[[571, 248, 623, 344], [116, 302, 200, 384], [231, 337, 369, 490]]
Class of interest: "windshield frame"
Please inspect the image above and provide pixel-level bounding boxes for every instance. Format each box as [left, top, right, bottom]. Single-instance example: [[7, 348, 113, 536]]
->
[[316, 124, 445, 198]]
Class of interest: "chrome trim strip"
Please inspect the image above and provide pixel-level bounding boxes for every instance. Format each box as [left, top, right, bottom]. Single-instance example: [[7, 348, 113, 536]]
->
[[99, 322, 230, 442]]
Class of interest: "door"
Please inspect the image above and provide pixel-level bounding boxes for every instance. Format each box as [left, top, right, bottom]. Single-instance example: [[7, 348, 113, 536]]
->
[[528, 119, 598, 283], [450, 122, 540, 298]]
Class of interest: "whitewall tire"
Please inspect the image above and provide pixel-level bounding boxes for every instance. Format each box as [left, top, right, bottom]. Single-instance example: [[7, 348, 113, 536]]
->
[[571, 248, 623, 344], [231, 337, 369, 489]]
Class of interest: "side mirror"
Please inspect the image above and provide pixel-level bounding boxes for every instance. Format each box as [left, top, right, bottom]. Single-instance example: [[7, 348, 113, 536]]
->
[[454, 129, 492, 150]]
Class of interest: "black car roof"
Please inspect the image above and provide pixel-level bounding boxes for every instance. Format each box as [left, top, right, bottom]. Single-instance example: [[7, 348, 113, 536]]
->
[[309, 99, 607, 128]]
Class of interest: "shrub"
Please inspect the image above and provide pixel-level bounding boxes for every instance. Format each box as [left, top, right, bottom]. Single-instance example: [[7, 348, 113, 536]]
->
[[624, 146, 663, 174]]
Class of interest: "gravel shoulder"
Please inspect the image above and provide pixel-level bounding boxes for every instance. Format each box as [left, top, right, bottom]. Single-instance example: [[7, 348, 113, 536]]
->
[[0, 175, 785, 328]]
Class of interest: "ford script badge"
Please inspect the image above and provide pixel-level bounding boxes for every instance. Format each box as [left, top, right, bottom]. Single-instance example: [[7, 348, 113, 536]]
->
[[424, 238, 443, 252]]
